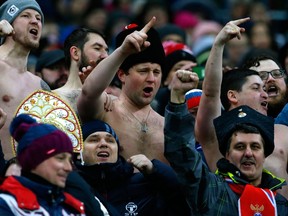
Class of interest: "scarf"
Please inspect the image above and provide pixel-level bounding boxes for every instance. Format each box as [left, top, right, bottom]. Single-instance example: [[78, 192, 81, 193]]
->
[[228, 180, 277, 216], [217, 158, 282, 216]]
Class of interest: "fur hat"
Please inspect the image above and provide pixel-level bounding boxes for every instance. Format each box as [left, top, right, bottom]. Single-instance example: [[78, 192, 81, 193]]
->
[[115, 23, 165, 72], [185, 89, 202, 109], [0, 0, 44, 25], [10, 114, 73, 172], [213, 105, 274, 157]]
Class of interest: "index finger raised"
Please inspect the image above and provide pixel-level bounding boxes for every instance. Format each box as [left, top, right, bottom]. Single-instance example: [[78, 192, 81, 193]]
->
[[140, 16, 156, 33], [232, 17, 250, 26]]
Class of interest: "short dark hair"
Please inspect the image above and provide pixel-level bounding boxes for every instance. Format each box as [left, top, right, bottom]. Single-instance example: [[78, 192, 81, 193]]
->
[[226, 123, 262, 153], [242, 54, 281, 69], [221, 69, 260, 110], [241, 54, 288, 84], [63, 28, 106, 69]]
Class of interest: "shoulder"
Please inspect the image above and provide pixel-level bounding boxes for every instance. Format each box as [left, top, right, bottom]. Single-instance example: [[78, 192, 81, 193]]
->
[[0, 176, 39, 211], [274, 124, 288, 153], [0, 60, 14, 72]]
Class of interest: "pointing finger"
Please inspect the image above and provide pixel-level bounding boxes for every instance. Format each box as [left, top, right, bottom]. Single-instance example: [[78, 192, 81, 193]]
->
[[232, 17, 250, 26], [140, 16, 156, 33]]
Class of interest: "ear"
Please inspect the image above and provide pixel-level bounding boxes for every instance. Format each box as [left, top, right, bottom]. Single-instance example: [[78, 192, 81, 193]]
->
[[227, 90, 238, 105], [70, 46, 80, 61], [225, 151, 230, 159], [117, 69, 126, 84]]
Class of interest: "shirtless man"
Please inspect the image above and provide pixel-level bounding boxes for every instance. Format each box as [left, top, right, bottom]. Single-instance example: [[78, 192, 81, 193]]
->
[[77, 17, 168, 163], [0, 0, 50, 159], [53, 28, 109, 112]]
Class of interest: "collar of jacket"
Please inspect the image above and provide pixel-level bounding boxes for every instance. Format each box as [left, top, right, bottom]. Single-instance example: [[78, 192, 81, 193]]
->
[[215, 158, 286, 190]]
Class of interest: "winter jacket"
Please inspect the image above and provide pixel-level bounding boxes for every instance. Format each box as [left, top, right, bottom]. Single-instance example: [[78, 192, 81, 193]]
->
[[0, 175, 85, 215], [164, 102, 288, 216], [75, 156, 190, 216], [66, 170, 120, 216]]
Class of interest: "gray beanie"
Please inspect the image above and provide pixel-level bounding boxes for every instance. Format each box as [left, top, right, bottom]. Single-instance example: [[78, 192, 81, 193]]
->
[[0, 0, 44, 25]]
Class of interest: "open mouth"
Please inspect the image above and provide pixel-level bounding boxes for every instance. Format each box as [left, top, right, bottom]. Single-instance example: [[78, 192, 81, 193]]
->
[[143, 87, 153, 93], [97, 151, 109, 158], [261, 101, 268, 109], [29, 28, 38, 36], [266, 85, 278, 97]]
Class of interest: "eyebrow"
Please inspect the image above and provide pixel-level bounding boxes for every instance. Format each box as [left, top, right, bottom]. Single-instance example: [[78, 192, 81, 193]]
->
[[88, 133, 113, 139], [92, 42, 109, 51]]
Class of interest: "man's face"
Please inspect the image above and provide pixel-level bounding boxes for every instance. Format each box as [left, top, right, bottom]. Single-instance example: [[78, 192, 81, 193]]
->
[[12, 9, 42, 49], [83, 131, 118, 164], [78, 33, 108, 72], [250, 59, 288, 116], [122, 62, 162, 106], [232, 75, 268, 115], [41, 61, 68, 90], [32, 153, 72, 188], [226, 132, 265, 186]]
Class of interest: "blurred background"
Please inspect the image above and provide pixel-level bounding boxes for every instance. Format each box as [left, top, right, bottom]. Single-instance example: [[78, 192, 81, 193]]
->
[[1, 0, 287, 73]]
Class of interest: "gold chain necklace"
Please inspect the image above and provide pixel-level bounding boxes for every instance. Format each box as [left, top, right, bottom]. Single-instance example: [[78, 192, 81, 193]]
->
[[122, 103, 151, 133]]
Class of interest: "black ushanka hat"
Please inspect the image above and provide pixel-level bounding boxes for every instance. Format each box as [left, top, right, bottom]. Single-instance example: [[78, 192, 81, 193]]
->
[[115, 23, 165, 72]]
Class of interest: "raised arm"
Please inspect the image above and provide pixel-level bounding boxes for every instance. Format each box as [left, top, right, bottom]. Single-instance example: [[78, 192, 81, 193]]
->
[[0, 20, 14, 36], [77, 17, 157, 121], [195, 17, 250, 172]]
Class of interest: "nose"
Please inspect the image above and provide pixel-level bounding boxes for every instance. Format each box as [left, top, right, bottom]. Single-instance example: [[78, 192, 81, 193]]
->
[[99, 139, 108, 148], [146, 71, 156, 82], [64, 159, 72, 172], [244, 146, 253, 157], [30, 16, 40, 24], [261, 88, 268, 99], [101, 51, 108, 59]]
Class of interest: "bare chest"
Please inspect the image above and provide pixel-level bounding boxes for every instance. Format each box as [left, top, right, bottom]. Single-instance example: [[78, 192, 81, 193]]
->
[[104, 106, 166, 162]]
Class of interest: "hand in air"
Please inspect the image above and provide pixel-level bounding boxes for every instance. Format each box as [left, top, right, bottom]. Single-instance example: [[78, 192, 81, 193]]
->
[[215, 17, 250, 45], [0, 20, 14, 36], [120, 17, 156, 56], [170, 70, 199, 104]]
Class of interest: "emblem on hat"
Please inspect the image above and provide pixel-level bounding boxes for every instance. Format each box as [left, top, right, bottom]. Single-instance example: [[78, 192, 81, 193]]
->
[[7, 5, 19, 17]]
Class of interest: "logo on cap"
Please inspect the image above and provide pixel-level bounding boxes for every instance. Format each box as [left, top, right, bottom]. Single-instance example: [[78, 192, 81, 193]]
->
[[7, 5, 19, 17]]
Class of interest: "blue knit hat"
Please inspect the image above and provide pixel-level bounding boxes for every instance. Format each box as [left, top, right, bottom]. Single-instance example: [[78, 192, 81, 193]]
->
[[0, 0, 44, 25], [10, 114, 73, 171], [81, 120, 120, 147]]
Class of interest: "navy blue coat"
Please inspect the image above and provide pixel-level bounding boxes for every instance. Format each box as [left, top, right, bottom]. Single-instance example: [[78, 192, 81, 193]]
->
[[75, 156, 190, 216]]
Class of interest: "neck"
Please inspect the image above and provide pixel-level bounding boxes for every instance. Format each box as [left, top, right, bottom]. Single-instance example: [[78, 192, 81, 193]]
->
[[120, 94, 152, 112], [62, 67, 83, 89], [0, 43, 30, 72]]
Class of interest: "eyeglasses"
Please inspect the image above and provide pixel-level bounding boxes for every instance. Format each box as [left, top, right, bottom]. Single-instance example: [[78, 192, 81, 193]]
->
[[258, 69, 285, 80]]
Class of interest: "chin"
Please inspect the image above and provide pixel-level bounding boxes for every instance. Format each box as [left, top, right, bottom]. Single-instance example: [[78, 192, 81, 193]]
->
[[56, 182, 66, 188]]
